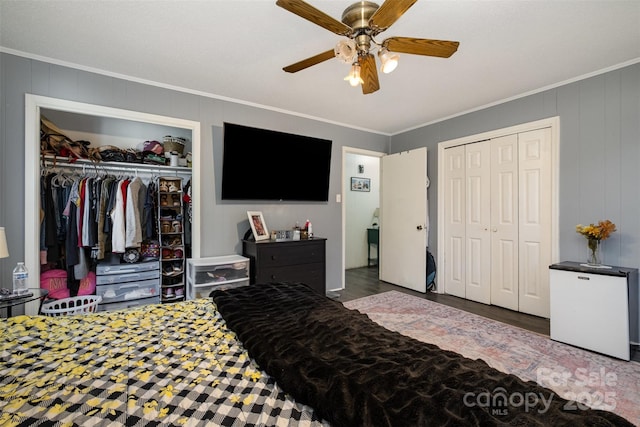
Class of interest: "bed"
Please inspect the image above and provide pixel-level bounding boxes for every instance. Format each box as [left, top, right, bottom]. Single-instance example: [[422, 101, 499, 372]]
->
[[1, 282, 633, 426]]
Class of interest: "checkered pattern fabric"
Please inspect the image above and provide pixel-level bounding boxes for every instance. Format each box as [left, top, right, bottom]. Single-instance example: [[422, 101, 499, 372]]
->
[[0, 299, 329, 426]]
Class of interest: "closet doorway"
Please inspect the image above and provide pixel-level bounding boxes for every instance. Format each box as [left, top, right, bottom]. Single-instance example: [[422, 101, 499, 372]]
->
[[437, 118, 559, 318], [24, 95, 202, 315]]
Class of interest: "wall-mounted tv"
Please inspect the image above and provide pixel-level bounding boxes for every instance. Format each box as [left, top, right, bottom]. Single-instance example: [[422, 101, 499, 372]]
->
[[221, 122, 332, 202]]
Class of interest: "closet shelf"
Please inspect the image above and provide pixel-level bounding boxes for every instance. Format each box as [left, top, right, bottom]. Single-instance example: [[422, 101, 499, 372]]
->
[[42, 155, 191, 176]]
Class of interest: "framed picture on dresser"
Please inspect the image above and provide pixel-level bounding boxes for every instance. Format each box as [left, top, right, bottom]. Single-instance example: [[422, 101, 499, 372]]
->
[[247, 211, 269, 241]]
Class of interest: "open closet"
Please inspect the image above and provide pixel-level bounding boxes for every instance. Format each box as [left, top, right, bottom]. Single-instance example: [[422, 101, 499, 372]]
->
[[24, 95, 201, 314]]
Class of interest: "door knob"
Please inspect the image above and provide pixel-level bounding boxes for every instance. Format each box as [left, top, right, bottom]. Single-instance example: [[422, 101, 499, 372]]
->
[[417, 225, 423, 230]]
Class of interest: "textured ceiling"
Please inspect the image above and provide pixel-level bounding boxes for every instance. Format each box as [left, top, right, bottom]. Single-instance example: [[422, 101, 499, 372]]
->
[[1, 0, 639, 135]]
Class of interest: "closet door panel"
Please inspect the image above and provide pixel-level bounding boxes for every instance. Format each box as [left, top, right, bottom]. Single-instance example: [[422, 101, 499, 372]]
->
[[490, 134, 519, 310], [443, 145, 466, 298], [492, 237, 519, 309], [465, 141, 491, 304], [518, 128, 552, 317]]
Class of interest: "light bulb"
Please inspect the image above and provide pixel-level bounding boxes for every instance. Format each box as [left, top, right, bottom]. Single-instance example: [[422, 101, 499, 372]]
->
[[344, 63, 363, 87], [378, 48, 399, 74]]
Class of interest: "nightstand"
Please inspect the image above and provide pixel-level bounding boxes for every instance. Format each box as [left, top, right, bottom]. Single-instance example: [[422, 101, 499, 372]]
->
[[0, 288, 49, 318]]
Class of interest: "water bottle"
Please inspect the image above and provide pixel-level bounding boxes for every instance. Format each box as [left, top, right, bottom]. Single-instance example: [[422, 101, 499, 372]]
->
[[12, 262, 29, 295]]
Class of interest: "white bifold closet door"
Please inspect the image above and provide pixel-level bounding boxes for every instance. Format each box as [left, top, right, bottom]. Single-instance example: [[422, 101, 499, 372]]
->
[[443, 128, 551, 317]]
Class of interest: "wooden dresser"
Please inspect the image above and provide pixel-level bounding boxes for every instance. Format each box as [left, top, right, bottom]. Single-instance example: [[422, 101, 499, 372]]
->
[[242, 238, 326, 295]]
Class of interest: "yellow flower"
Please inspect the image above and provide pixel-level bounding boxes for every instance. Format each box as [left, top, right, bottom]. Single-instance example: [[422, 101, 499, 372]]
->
[[159, 384, 174, 399], [576, 220, 616, 241]]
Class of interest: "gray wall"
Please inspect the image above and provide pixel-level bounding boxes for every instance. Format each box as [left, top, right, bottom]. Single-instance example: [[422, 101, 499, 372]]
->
[[0, 52, 389, 292], [391, 62, 640, 340]]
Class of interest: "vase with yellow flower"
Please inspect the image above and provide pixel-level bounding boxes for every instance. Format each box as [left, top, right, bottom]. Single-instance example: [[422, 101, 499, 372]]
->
[[575, 220, 616, 266]]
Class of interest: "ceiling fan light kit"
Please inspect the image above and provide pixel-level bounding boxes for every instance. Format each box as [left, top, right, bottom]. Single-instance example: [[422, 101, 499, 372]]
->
[[344, 62, 364, 87], [276, 0, 460, 94], [378, 47, 399, 74]]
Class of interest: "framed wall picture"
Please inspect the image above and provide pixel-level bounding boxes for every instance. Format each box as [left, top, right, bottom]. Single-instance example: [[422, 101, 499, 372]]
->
[[247, 211, 270, 241], [351, 177, 371, 192]]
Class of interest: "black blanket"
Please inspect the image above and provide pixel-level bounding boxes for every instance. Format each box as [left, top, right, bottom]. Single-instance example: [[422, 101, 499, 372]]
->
[[211, 283, 632, 427]]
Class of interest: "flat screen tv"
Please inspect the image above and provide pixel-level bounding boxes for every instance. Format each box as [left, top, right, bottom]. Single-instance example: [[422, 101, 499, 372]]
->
[[221, 122, 332, 202]]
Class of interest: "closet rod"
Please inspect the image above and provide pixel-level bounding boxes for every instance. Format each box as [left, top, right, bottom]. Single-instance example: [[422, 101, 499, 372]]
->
[[41, 157, 192, 177]]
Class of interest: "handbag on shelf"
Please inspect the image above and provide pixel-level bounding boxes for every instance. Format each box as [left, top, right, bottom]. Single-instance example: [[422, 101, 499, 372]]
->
[[40, 115, 91, 160]]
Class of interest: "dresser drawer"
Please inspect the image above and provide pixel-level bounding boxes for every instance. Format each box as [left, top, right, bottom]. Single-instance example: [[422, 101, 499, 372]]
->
[[257, 262, 324, 285], [257, 243, 324, 268], [96, 278, 160, 303], [96, 268, 159, 285]]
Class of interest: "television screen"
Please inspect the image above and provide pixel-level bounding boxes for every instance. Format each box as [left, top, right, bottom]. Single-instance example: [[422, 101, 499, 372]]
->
[[221, 123, 332, 202]]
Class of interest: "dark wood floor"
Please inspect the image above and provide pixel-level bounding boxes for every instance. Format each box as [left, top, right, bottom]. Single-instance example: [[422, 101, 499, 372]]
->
[[335, 266, 550, 335], [336, 266, 640, 362]]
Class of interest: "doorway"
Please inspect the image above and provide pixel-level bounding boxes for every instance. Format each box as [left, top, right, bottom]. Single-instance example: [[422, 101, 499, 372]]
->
[[339, 147, 384, 291]]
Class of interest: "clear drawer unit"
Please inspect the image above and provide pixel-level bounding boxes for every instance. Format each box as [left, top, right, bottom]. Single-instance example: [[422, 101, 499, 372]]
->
[[549, 261, 639, 360], [95, 261, 161, 311], [186, 255, 250, 300]]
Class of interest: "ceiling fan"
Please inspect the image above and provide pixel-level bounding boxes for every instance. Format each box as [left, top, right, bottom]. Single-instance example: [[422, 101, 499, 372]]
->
[[276, 0, 460, 94]]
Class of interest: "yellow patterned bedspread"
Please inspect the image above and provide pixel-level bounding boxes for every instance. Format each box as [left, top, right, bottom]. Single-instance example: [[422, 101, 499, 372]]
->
[[0, 299, 327, 426]]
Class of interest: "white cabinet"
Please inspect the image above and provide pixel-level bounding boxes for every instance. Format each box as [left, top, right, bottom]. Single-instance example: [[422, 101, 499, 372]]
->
[[549, 261, 638, 360], [186, 255, 250, 300]]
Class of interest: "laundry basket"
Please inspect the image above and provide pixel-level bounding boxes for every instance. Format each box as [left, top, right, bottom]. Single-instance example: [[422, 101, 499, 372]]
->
[[41, 295, 102, 316]]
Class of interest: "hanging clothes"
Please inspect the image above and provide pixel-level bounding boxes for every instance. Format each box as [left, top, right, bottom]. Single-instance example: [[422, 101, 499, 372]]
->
[[63, 178, 80, 267], [143, 181, 158, 240], [43, 173, 62, 264], [110, 178, 129, 254], [96, 176, 115, 260], [40, 165, 180, 282], [125, 177, 144, 248]]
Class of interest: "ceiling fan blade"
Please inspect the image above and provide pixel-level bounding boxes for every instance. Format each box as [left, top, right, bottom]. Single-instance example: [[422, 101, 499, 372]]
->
[[359, 54, 380, 95], [384, 36, 460, 58], [283, 49, 336, 73], [368, 0, 417, 32], [276, 0, 352, 36]]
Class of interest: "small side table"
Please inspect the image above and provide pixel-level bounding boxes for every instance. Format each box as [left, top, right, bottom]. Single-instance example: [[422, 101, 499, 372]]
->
[[367, 228, 379, 267], [0, 288, 49, 318]]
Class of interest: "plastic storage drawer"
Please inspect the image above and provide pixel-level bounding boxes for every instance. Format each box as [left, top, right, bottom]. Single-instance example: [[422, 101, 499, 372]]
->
[[98, 296, 161, 312], [97, 261, 160, 275], [96, 269, 159, 285], [187, 255, 250, 300], [192, 279, 249, 299], [96, 278, 160, 303], [193, 263, 249, 285]]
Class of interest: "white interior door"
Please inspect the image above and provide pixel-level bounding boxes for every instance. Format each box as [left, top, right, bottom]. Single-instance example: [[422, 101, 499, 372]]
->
[[518, 128, 552, 317], [464, 141, 492, 304], [443, 145, 466, 298], [490, 134, 519, 310], [380, 148, 428, 292]]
